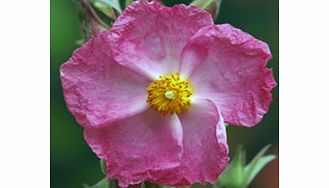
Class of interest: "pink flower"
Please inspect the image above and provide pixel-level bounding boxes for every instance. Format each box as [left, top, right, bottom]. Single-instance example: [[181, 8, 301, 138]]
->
[[60, 0, 276, 187]]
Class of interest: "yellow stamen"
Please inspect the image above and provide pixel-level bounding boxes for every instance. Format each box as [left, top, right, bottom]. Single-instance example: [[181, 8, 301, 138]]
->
[[147, 73, 193, 115]]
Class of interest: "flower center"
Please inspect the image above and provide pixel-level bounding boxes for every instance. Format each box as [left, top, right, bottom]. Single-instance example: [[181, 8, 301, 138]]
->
[[147, 73, 193, 115]]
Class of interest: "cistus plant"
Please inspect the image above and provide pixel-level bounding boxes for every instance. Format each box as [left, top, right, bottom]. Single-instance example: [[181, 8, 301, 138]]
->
[[60, 0, 277, 187]]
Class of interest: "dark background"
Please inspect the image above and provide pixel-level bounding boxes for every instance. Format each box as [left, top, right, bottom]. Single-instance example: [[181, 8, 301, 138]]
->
[[51, 0, 278, 187]]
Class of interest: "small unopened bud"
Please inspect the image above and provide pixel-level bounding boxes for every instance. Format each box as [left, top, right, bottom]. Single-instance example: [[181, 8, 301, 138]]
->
[[190, 0, 222, 19]]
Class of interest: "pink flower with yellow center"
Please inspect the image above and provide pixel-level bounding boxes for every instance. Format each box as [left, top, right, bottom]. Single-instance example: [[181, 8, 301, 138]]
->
[[60, 0, 276, 187]]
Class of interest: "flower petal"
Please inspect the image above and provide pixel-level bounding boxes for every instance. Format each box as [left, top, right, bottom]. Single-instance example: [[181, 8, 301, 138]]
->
[[149, 99, 228, 185], [60, 31, 150, 128], [111, 0, 213, 79], [84, 109, 183, 187], [180, 24, 276, 127]]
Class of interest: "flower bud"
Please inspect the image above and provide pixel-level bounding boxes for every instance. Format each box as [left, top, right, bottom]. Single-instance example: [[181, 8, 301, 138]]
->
[[190, 0, 222, 19]]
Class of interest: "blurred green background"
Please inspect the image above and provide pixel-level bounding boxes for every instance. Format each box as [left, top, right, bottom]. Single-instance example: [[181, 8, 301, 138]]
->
[[51, 0, 278, 187]]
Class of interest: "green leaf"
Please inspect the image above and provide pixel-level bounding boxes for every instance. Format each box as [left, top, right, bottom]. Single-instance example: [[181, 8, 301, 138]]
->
[[243, 154, 276, 186], [250, 144, 272, 162], [219, 146, 246, 188], [94, 0, 122, 12], [100, 159, 107, 175], [82, 178, 108, 188], [93, 1, 117, 20], [218, 145, 276, 188], [190, 0, 214, 9], [190, 0, 222, 19], [125, 0, 134, 8], [92, 178, 109, 188], [82, 184, 92, 188]]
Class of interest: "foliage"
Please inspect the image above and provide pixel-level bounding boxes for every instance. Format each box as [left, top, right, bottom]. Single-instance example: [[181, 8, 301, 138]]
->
[[218, 145, 275, 188]]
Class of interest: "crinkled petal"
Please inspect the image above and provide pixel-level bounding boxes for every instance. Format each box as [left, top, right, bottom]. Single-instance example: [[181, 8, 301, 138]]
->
[[111, 0, 213, 79], [60, 31, 150, 128], [180, 24, 276, 127], [148, 99, 228, 185], [84, 109, 183, 187]]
